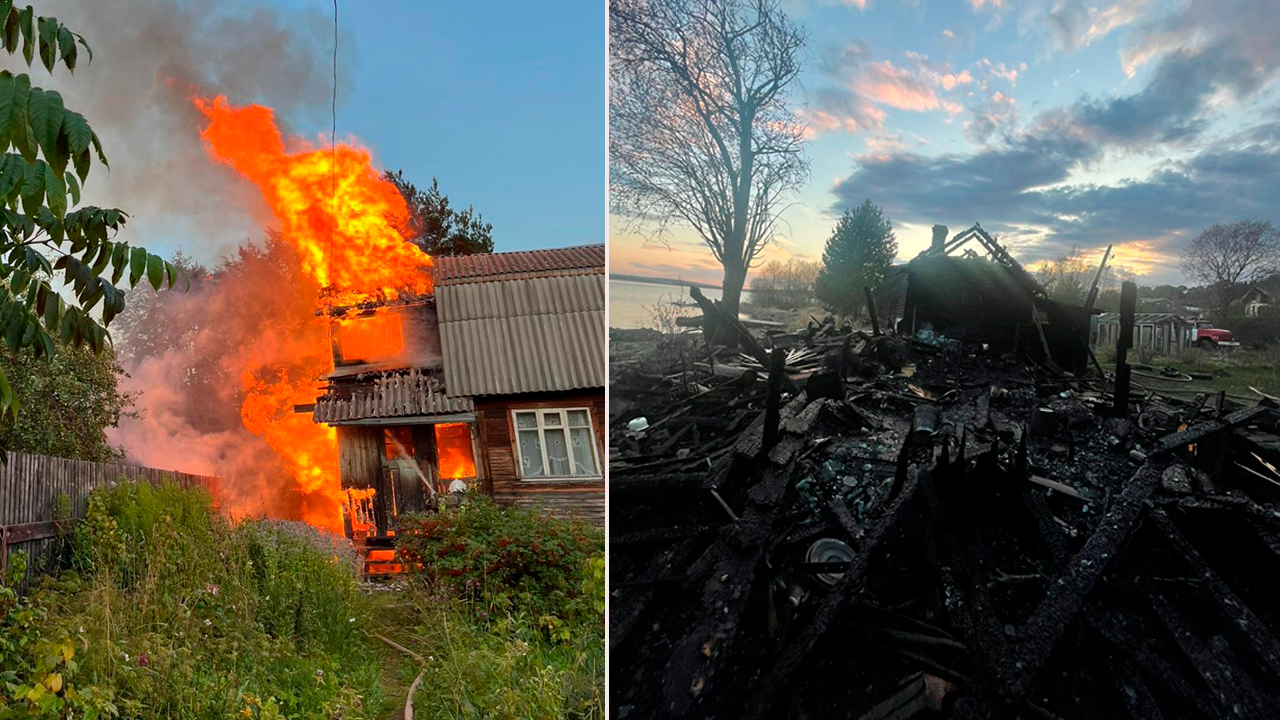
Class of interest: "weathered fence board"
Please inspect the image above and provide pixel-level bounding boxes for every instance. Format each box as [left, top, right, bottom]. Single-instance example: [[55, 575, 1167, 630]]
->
[[0, 451, 219, 584]]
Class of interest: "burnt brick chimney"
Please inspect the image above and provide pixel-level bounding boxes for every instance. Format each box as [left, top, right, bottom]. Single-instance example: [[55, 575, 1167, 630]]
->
[[931, 224, 948, 252]]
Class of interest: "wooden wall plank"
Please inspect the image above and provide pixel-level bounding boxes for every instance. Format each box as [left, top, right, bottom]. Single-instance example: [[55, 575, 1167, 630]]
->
[[0, 451, 220, 585]]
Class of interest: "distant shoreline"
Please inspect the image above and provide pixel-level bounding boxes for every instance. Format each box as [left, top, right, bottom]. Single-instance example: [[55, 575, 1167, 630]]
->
[[610, 273, 721, 290]]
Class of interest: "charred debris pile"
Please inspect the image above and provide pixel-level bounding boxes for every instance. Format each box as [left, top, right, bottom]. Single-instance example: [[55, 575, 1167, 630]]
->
[[609, 230, 1280, 720]]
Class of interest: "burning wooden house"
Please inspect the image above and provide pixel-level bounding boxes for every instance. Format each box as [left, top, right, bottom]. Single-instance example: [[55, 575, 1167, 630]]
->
[[312, 244, 605, 543]]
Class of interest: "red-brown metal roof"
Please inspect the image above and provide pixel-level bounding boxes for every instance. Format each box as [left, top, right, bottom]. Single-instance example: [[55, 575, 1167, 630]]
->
[[432, 244, 604, 287]]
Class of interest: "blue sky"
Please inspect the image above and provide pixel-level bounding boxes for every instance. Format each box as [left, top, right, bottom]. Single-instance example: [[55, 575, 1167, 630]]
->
[[610, 0, 1280, 287], [316, 0, 605, 252], [33, 0, 604, 261]]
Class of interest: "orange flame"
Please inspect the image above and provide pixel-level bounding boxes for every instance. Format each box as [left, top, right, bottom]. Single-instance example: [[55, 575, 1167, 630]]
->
[[434, 423, 477, 480], [337, 312, 405, 364], [195, 96, 432, 304], [193, 96, 435, 532]]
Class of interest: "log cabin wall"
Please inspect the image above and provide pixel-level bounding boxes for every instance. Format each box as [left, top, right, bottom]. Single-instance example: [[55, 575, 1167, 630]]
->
[[336, 426, 382, 490], [475, 390, 605, 526]]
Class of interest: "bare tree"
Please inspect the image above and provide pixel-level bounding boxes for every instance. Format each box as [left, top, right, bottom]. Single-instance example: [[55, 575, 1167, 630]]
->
[[1033, 246, 1091, 305], [610, 0, 809, 316], [1180, 220, 1280, 317], [751, 257, 820, 309]]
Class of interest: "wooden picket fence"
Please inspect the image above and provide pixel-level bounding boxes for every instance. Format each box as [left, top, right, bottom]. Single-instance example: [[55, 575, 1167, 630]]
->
[[0, 451, 219, 585]]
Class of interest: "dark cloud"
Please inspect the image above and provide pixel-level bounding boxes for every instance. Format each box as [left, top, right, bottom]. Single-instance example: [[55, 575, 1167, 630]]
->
[[829, 0, 1280, 277], [832, 121, 1280, 266], [1066, 43, 1264, 148]]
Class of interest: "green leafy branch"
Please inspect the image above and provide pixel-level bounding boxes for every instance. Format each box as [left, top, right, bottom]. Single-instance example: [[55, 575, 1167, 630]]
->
[[0, 2, 179, 452]]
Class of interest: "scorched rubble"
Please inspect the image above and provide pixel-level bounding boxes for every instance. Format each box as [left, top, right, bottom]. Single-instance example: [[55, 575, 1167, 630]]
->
[[609, 309, 1280, 719]]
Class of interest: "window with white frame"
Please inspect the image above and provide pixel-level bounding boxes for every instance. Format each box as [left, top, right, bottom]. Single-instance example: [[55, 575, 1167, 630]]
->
[[513, 408, 600, 479]]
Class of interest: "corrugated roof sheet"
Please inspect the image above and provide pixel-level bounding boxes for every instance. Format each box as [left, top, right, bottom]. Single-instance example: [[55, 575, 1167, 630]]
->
[[433, 244, 604, 287], [438, 272, 605, 396], [313, 370, 473, 423], [1096, 312, 1190, 325]]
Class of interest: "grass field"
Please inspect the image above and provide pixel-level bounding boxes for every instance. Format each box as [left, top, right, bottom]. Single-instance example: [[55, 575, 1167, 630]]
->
[[1100, 346, 1280, 400]]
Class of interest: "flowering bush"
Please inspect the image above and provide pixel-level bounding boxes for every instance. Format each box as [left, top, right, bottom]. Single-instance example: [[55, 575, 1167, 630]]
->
[[396, 493, 604, 626]]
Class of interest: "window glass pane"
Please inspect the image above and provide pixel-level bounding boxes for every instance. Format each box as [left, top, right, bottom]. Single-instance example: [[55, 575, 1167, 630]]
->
[[515, 411, 538, 429], [543, 411, 563, 427], [518, 430, 544, 477], [567, 409, 590, 427], [570, 427, 596, 476], [545, 428, 570, 476]]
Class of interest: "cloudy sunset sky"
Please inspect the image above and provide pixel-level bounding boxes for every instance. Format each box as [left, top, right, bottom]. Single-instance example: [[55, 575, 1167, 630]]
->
[[609, 0, 1280, 287]]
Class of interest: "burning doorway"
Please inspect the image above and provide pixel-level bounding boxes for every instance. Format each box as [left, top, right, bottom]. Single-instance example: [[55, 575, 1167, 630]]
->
[[339, 418, 480, 540]]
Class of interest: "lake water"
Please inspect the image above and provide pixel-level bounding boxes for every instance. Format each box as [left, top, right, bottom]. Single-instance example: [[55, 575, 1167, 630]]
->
[[609, 278, 751, 329]]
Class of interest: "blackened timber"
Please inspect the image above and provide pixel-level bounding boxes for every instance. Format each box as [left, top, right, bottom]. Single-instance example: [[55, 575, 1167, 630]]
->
[[690, 285, 770, 369], [658, 465, 796, 717], [864, 286, 881, 336], [1006, 458, 1170, 701], [1099, 647, 1166, 720], [1083, 244, 1113, 312], [1083, 587, 1221, 719], [738, 469, 921, 720], [1148, 509, 1280, 678], [763, 348, 785, 449], [611, 538, 705, 652], [1150, 404, 1274, 455], [1131, 565, 1278, 719]]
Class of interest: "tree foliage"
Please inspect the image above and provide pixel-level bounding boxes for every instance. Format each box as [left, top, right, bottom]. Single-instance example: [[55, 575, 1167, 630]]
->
[[610, 0, 809, 316], [813, 200, 897, 318], [0, 2, 177, 453], [0, 338, 133, 461], [1180, 220, 1280, 317], [751, 257, 818, 310], [384, 170, 494, 256]]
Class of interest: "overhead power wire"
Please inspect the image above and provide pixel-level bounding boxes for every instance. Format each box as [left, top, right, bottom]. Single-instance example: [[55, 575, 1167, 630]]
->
[[329, 0, 338, 292]]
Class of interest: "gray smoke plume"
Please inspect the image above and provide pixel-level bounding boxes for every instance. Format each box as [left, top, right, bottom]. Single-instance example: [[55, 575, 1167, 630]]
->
[[29, 0, 352, 523], [39, 0, 349, 261]]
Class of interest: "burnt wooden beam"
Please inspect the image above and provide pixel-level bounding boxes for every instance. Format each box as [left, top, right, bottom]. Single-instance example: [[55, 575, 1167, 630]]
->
[[1004, 457, 1169, 701], [1149, 404, 1273, 455], [1148, 509, 1280, 678], [611, 538, 705, 652], [1084, 592, 1220, 719], [763, 348, 786, 449], [658, 464, 796, 716], [1099, 646, 1166, 720], [738, 469, 921, 720], [864, 286, 881, 336], [1006, 403, 1277, 699], [690, 285, 769, 367], [1131, 566, 1276, 719]]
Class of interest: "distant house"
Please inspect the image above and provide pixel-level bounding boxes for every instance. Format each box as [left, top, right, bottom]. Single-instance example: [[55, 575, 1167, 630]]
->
[[1243, 287, 1272, 317], [1093, 312, 1191, 355], [1139, 297, 1177, 313], [312, 244, 605, 544]]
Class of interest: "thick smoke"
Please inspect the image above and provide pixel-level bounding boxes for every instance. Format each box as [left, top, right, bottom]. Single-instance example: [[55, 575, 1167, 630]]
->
[[36, 0, 351, 525], [107, 239, 339, 525], [42, 0, 347, 258]]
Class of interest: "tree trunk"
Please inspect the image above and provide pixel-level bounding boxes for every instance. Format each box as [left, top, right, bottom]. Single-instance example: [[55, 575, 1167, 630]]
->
[[721, 261, 747, 317], [720, 112, 755, 318]]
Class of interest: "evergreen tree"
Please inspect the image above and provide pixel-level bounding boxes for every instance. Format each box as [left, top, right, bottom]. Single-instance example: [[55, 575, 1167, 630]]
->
[[384, 170, 495, 256], [814, 200, 898, 318]]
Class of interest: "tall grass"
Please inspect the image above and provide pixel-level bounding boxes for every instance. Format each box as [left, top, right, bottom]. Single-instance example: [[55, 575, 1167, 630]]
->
[[0, 481, 389, 719]]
